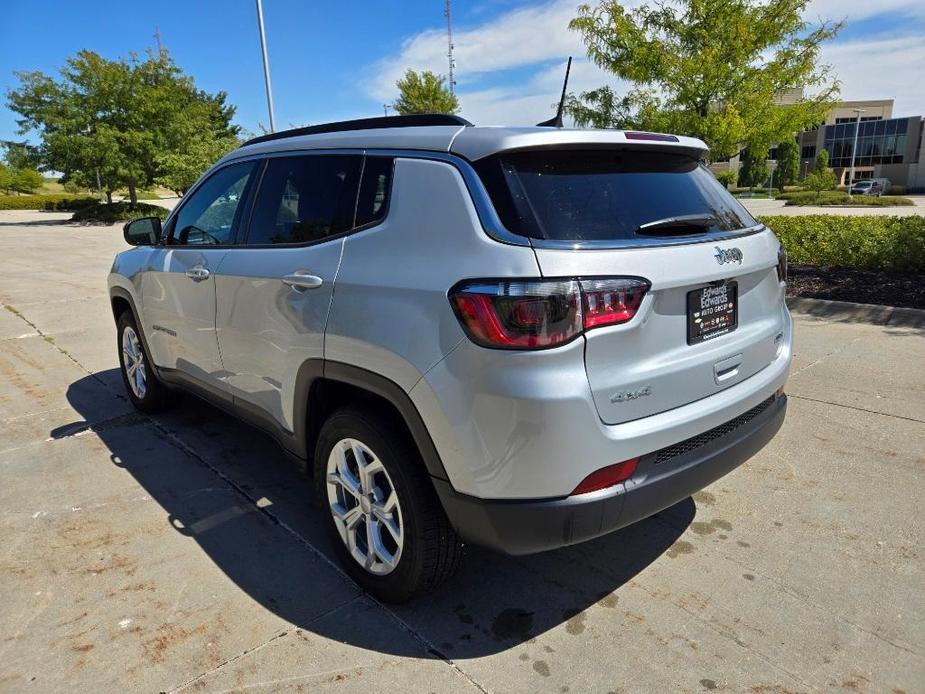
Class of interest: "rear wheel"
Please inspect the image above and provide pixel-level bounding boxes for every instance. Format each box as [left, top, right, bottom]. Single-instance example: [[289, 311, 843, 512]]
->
[[117, 311, 172, 412], [314, 407, 462, 602]]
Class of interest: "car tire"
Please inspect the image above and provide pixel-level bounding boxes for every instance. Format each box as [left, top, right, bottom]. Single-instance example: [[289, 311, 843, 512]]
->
[[314, 407, 462, 603], [116, 311, 173, 413]]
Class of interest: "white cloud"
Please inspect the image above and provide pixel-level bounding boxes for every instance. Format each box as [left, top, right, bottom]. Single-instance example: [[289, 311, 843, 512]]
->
[[368, 0, 925, 126], [805, 0, 925, 23], [367, 0, 588, 103], [821, 35, 925, 117]]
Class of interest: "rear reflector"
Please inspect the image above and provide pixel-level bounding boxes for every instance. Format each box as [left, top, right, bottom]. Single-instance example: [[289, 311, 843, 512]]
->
[[571, 458, 639, 495], [625, 131, 679, 142], [777, 246, 788, 283], [449, 277, 649, 350]]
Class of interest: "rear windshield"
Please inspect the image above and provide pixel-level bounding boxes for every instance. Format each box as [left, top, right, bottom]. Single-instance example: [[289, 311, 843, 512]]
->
[[473, 149, 758, 242]]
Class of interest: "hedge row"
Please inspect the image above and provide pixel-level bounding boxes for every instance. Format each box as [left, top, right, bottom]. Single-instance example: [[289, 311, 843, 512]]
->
[[778, 191, 914, 206], [763, 215, 925, 273], [0, 194, 98, 210], [70, 201, 169, 224]]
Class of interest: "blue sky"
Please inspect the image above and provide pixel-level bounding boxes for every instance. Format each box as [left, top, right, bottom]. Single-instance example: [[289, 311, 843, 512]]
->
[[2, 0, 924, 146]]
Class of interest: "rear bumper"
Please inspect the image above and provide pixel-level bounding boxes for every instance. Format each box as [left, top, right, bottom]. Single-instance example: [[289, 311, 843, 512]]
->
[[434, 393, 787, 555]]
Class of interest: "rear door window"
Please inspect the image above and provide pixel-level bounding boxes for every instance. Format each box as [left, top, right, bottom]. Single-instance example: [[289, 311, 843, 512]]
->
[[474, 149, 758, 242], [246, 155, 362, 245], [355, 156, 394, 228]]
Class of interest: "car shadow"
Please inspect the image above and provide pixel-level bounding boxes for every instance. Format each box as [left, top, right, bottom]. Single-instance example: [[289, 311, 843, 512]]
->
[[58, 370, 694, 658]]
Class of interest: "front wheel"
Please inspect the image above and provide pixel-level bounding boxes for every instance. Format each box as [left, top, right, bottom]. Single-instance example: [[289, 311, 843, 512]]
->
[[117, 311, 173, 412], [314, 408, 462, 602]]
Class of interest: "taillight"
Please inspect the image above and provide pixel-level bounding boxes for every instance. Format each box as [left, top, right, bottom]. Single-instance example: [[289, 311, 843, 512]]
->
[[777, 246, 788, 283], [580, 278, 649, 329], [571, 458, 639, 495], [449, 277, 649, 350]]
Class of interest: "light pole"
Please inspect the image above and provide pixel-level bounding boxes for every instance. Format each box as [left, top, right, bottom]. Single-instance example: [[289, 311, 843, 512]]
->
[[255, 0, 276, 133], [847, 108, 865, 198]]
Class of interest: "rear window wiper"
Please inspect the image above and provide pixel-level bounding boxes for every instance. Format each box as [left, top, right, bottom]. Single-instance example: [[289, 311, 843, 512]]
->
[[635, 214, 716, 236]]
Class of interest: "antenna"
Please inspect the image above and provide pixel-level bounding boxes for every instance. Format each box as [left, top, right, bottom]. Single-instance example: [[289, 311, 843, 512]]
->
[[444, 0, 456, 94], [536, 57, 572, 128], [153, 26, 163, 55]]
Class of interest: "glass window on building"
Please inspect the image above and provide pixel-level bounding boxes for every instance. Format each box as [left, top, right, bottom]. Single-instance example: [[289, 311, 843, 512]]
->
[[822, 117, 910, 167]]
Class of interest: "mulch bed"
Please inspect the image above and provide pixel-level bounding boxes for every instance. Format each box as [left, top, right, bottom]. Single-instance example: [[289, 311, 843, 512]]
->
[[786, 263, 925, 310]]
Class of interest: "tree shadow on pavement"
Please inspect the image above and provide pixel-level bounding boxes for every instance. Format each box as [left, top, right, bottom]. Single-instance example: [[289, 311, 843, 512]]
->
[[57, 370, 694, 659]]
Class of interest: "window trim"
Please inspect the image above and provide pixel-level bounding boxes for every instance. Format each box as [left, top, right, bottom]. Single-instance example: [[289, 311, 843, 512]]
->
[[229, 152, 394, 250], [163, 160, 261, 249], [206, 147, 765, 251]]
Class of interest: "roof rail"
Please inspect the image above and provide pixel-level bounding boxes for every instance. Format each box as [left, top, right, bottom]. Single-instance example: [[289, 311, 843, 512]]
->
[[241, 114, 473, 147]]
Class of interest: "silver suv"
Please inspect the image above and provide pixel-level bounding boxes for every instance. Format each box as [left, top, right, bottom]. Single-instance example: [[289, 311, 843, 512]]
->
[[109, 115, 791, 602]]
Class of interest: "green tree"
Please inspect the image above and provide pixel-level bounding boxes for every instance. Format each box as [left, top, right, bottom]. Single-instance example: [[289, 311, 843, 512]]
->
[[739, 147, 769, 189], [10, 167, 43, 194], [804, 149, 836, 191], [775, 139, 800, 190], [393, 69, 459, 115], [1, 141, 41, 170], [568, 0, 842, 159], [8, 49, 239, 208], [156, 135, 239, 196], [563, 86, 634, 129], [715, 170, 738, 188], [0, 163, 11, 194], [814, 147, 830, 172]]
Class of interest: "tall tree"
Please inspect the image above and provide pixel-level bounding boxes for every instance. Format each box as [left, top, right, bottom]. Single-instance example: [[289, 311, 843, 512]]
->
[[393, 70, 459, 115], [8, 49, 239, 207], [10, 167, 43, 194], [814, 148, 830, 172], [568, 0, 842, 159], [775, 139, 800, 190], [739, 146, 769, 189]]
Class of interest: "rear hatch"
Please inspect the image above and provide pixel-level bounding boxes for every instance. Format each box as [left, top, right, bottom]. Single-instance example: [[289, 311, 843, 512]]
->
[[473, 146, 786, 424]]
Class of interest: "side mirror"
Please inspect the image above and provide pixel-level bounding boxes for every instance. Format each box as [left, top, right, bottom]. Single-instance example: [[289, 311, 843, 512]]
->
[[123, 217, 162, 246]]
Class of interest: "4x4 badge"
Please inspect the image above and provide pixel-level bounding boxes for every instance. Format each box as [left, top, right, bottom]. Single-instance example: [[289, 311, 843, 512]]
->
[[714, 246, 743, 265]]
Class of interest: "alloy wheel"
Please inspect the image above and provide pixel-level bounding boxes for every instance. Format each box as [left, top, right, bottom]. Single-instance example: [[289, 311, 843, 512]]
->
[[121, 326, 147, 399], [325, 437, 404, 575]]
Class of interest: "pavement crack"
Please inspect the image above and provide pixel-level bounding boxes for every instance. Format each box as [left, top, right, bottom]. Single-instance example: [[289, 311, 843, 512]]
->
[[147, 421, 491, 694], [790, 335, 863, 377], [2, 301, 115, 391], [166, 628, 292, 693], [168, 595, 367, 692], [789, 393, 925, 424]]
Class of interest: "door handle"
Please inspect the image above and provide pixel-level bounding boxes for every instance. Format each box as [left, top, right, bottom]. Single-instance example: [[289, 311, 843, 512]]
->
[[282, 272, 323, 291], [185, 265, 210, 282]]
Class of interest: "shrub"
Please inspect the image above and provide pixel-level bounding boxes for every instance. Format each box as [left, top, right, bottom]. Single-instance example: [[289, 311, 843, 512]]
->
[[732, 187, 773, 195], [783, 192, 914, 207], [803, 168, 837, 192], [762, 215, 925, 273], [715, 171, 737, 188], [0, 194, 97, 210], [70, 202, 169, 224]]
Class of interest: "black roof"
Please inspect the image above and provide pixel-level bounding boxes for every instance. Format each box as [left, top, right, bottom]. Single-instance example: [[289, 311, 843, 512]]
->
[[241, 114, 473, 147]]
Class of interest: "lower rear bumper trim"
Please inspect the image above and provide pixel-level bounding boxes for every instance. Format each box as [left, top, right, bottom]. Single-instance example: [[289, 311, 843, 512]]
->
[[433, 394, 787, 555]]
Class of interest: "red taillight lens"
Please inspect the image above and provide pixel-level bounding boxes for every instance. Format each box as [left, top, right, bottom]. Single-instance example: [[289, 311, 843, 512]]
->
[[450, 280, 582, 349], [449, 278, 649, 350], [580, 278, 649, 329], [571, 458, 639, 495]]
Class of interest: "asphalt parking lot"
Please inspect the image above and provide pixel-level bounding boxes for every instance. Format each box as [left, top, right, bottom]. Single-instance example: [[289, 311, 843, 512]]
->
[[1, 210, 923, 693]]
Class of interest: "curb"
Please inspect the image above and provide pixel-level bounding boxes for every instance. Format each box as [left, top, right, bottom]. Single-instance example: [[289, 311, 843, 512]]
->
[[786, 296, 925, 329]]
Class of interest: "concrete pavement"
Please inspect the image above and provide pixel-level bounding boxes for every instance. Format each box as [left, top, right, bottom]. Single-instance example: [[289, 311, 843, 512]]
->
[[0, 210, 923, 692]]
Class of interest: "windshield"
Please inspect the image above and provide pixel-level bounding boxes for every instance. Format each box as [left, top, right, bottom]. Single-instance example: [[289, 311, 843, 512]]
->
[[855, 181, 872, 187], [474, 149, 758, 242]]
